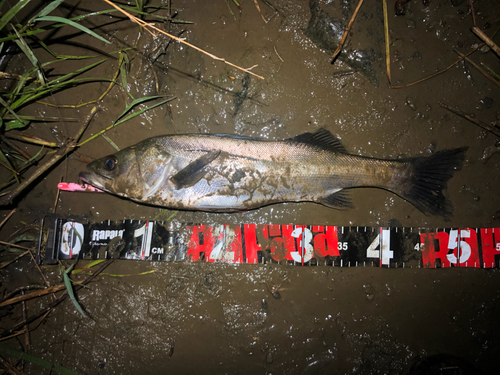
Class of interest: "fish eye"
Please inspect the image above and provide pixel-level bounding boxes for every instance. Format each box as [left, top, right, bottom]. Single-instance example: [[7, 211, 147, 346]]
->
[[105, 156, 118, 170]]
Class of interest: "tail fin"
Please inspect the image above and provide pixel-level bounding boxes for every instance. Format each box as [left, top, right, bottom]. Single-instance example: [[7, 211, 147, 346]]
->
[[400, 147, 467, 217]]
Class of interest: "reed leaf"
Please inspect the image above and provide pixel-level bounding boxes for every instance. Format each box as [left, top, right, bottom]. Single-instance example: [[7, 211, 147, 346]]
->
[[0, 0, 31, 32], [62, 262, 86, 317], [78, 96, 175, 146], [12, 26, 46, 85], [35, 15, 110, 44], [27, 0, 66, 25]]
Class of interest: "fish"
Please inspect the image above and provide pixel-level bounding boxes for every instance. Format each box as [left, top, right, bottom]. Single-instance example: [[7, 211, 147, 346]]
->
[[79, 129, 467, 216]]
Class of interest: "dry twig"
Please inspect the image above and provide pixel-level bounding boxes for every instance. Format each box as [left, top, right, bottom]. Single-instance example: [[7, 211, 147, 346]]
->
[[382, 0, 391, 84], [103, 0, 264, 80], [469, 0, 476, 27], [331, 0, 364, 63], [0, 280, 84, 307], [0, 106, 97, 206], [0, 209, 16, 229], [438, 102, 500, 138], [471, 27, 500, 58], [0, 355, 24, 375], [0, 259, 114, 338], [391, 44, 484, 88], [0, 241, 33, 250], [253, 0, 266, 22], [454, 49, 500, 89], [0, 251, 29, 270]]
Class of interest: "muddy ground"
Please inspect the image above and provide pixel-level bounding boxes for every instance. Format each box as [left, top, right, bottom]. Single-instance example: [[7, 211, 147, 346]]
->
[[1, 0, 500, 373]]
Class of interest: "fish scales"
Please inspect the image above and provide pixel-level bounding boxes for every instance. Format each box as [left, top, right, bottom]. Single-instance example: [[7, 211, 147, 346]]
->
[[80, 129, 466, 216]]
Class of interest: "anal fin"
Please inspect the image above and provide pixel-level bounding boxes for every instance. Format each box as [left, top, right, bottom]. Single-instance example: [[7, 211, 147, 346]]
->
[[170, 150, 220, 190], [319, 189, 354, 210]]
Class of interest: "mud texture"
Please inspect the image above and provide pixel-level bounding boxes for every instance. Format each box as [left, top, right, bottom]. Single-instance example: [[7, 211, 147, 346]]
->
[[1, 0, 500, 374]]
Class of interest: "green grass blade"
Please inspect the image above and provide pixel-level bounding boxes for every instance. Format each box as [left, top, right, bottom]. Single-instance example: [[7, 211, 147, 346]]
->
[[225, 0, 236, 19], [4, 119, 30, 131], [12, 26, 46, 85], [102, 134, 120, 151], [262, 0, 278, 12], [65, 262, 76, 274], [119, 52, 135, 100], [0, 345, 77, 375], [136, 0, 144, 13], [9, 60, 54, 98], [113, 95, 167, 125], [0, 0, 31, 32], [0, 96, 24, 124], [0, 9, 116, 43], [36, 36, 98, 60], [11, 76, 112, 110], [29, 0, 66, 22], [2, 114, 78, 121], [25, 146, 44, 164], [63, 271, 86, 317], [85, 259, 105, 268], [78, 97, 176, 146], [481, 62, 500, 81], [35, 15, 110, 44], [114, 97, 175, 126], [9, 233, 38, 243], [153, 209, 178, 221], [0, 149, 20, 183], [72, 259, 105, 274], [10, 59, 105, 100], [46, 59, 106, 85]]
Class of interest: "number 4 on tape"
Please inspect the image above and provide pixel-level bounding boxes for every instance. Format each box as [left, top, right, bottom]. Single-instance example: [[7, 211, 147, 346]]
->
[[366, 228, 393, 266]]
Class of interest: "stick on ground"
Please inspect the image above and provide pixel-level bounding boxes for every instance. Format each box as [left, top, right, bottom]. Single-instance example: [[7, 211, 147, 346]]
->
[[471, 27, 500, 58], [0, 106, 97, 206], [454, 49, 500, 89], [103, 0, 264, 79], [438, 102, 500, 138], [0, 259, 114, 338], [331, 0, 364, 63]]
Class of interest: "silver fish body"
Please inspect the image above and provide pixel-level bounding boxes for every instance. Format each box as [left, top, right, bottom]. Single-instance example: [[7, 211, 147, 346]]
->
[[79, 129, 466, 216]]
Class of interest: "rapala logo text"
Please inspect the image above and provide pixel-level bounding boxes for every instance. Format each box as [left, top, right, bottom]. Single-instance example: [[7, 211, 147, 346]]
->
[[92, 229, 124, 241]]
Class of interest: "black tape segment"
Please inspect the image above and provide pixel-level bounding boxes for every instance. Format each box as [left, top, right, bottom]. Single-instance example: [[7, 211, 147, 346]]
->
[[38, 214, 500, 269]]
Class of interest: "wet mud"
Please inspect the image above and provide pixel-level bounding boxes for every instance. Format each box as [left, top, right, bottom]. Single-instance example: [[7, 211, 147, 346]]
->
[[1, 0, 500, 374]]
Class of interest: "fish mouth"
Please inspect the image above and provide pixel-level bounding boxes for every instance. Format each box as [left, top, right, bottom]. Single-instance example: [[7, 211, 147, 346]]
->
[[79, 171, 107, 191]]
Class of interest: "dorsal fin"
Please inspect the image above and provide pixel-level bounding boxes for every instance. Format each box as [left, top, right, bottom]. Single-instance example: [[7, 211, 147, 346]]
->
[[286, 129, 346, 153]]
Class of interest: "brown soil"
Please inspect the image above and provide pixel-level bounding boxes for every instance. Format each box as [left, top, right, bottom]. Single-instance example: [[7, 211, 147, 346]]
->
[[1, 0, 500, 373]]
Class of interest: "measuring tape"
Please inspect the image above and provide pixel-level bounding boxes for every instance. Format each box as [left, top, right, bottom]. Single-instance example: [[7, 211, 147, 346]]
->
[[38, 214, 500, 269]]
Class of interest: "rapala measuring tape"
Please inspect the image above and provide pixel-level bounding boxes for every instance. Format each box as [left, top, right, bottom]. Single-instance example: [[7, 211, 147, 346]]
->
[[38, 214, 500, 269]]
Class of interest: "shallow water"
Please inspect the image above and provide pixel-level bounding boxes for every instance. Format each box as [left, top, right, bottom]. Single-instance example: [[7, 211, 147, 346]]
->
[[1, 0, 500, 373]]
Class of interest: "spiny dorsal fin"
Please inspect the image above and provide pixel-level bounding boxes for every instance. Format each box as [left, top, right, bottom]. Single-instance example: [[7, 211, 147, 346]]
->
[[287, 128, 346, 153]]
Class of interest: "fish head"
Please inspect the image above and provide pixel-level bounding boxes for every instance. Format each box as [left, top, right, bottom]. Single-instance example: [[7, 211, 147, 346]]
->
[[79, 140, 175, 201]]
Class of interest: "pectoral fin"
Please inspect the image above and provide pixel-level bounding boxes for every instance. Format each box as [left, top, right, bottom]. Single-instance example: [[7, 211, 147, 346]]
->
[[170, 150, 221, 190]]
